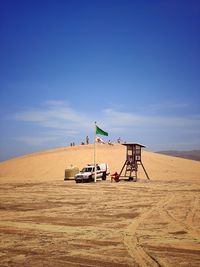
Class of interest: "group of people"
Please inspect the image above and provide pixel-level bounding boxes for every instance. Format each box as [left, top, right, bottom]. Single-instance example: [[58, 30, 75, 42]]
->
[[70, 136, 89, 146], [70, 136, 123, 147], [81, 136, 89, 145], [70, 142, 75, 146]]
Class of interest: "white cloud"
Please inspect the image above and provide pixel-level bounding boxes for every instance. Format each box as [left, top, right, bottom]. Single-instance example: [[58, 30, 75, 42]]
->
[[147, 102, 190, 112], [12, 100, 200, 149], [102, 108, 200, 129], [14, 101, 92, 130], [13, 136, 59, 146]]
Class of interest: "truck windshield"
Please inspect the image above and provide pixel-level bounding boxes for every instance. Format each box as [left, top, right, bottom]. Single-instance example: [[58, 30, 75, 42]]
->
[[81, 167, 93, 172]]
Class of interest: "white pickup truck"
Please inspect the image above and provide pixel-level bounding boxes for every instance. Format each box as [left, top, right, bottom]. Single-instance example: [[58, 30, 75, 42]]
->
[[75, 163, 109, 183]]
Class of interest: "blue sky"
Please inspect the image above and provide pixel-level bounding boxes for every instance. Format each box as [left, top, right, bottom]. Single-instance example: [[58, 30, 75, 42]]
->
[[0, 0, 200, 161]]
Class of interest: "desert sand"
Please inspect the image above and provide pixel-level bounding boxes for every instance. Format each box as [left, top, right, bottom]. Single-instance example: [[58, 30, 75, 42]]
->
[[0, 144, 200, 266]]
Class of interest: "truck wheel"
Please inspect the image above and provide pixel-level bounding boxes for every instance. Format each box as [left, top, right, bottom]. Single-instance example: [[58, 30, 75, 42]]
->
[[102, 172, 106, 180], [88, 176, 93, 182]]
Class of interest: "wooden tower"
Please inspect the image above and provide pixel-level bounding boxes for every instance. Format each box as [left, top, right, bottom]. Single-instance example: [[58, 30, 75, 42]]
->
[[119, 143, 150, 181]]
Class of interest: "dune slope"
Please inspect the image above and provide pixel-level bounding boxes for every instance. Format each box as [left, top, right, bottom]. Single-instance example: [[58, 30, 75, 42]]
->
[[0, 144, 200, 183]]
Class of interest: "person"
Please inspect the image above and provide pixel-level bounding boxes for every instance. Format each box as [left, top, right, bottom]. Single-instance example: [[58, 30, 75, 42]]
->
[[111, 172, 119, 182], [117, 137, 121, 144], [86, 136, 89, 145]]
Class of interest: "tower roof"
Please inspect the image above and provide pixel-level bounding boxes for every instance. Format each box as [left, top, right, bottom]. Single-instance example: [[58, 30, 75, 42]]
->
[[122, 143, 146, 148]]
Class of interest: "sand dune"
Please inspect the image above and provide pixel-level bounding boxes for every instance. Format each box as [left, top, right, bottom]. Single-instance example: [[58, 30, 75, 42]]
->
[[0, 145, 200, 266], [0, 144, 200, 183]]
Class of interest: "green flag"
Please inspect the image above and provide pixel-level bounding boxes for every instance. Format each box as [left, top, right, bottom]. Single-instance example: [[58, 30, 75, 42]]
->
[[96, 125, 108, 136]]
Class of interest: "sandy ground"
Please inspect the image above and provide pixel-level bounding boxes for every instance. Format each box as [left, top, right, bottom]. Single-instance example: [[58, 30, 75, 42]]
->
[[0, 144, 200, 266]]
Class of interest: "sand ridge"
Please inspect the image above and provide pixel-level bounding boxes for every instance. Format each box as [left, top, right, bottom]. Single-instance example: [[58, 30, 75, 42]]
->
[[0, 144, 200, 183]]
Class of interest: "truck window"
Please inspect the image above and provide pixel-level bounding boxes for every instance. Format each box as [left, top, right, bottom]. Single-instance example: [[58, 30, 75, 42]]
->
[[82, 167, 92, 172]]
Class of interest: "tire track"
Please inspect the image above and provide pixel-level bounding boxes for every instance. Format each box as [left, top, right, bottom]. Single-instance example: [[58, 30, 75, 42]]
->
[[185, 196, 199, 227], [123, 195, 174, 267], [161, 195, 200, 238]]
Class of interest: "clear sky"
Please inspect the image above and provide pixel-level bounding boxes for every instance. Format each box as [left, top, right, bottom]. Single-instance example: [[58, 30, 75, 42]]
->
[[0, 0, 200, 161]]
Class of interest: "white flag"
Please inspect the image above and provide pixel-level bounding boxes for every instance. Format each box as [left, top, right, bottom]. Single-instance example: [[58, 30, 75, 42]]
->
[[96, 136, 105, 143]]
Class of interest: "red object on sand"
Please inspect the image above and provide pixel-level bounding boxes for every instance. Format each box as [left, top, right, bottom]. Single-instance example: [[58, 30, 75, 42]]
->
[[111, 172, 119, 182]]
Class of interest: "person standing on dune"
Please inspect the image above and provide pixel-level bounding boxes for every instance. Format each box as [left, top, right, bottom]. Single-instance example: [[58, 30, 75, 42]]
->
[[86, 136, 89, 145]]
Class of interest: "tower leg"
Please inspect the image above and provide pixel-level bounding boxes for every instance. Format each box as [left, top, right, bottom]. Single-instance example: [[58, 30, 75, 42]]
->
[[141, 162, 150, 180], [119, 160, 127, 177]]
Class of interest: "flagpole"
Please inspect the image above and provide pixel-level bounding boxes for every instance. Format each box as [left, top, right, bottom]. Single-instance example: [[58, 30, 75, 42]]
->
[[94, 121, 97, 183]]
